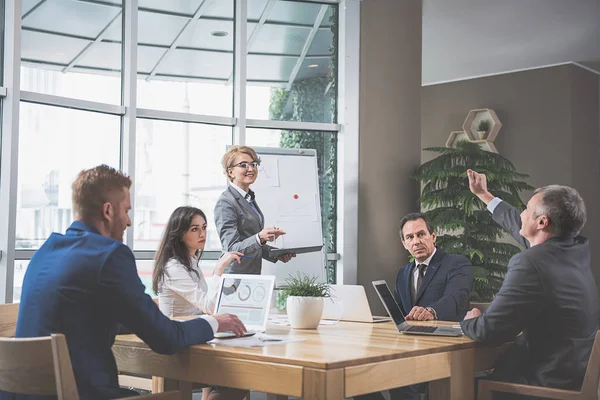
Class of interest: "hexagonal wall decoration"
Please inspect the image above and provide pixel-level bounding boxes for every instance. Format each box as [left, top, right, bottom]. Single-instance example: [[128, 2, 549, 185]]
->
[[446, 131, 472, 148], [446, 108, 502, 153], [462, 108, 502, 141]]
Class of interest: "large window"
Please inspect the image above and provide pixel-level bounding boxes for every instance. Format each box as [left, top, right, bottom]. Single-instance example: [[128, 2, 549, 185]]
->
[[134, 119, 231, 251], [20, 0, 123, 104], [246, 2, 337, 123], [136, 1, 234, 116], [16, 103, 121, 249], [1, 0, 345, 303]]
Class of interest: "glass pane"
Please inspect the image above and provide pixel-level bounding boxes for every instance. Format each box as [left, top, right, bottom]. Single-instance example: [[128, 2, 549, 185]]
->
[[20, 0, 123, 104], [136, 1, 233, 117], [13, 260, 29, 303], [137, 259, 218, 298], [134, 119, 232, 251], [13, 258, 218, 301], [246, 2, 337, 123], [245, 128, 337, 283], [16, 103, 121, 249]]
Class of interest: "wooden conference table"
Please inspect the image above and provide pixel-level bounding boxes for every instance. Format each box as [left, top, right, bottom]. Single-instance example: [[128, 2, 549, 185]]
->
[[113, 320, 505, 400]]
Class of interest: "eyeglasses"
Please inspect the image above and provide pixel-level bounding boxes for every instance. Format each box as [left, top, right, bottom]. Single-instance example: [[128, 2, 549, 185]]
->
[[231, 161, 260, 170]]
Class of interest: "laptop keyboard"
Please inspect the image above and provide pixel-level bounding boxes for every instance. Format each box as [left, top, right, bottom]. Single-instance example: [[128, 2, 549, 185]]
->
[[406, 325, 438, 333]]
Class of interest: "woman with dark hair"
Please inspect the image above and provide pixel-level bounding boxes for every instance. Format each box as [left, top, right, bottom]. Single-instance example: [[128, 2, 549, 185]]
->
[[153, 206, 243, 318]]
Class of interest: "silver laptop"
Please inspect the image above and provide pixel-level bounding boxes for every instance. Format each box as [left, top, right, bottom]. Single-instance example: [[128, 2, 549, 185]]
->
[[372, 280, 463, 337], [322, 285, 391, 323], [213, 274, 275, 338]]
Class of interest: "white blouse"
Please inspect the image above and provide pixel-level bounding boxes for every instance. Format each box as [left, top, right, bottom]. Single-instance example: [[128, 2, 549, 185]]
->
[[158, 257, 221, 318]]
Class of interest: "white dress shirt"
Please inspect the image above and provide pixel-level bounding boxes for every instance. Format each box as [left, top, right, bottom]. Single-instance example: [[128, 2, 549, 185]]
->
[[413, 247, 437, 293], [487, 196, 503, 213], [158, 256, 220, 333]]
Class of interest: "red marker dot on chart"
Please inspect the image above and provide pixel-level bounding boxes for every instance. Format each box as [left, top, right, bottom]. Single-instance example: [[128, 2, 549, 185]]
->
[[293, 194, 299, 199]]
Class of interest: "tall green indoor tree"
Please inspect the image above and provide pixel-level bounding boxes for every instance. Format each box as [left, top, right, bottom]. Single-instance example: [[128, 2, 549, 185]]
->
[[414, 141, 533, 301]]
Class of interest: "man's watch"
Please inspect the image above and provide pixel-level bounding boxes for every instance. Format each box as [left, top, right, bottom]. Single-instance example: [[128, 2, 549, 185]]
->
[[425, 307, 438, 320]]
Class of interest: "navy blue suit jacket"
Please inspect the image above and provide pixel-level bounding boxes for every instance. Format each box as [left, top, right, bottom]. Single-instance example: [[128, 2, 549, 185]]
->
[[394, 247, 473, 321], [2, 222, 214, 400]]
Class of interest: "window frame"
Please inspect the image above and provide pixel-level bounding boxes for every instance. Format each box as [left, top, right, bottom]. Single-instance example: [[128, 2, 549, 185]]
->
[[0, 0, 359, 303]]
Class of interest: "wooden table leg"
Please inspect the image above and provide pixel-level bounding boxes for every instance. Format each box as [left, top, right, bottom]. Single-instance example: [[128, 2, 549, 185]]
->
[[303, 368, 344, 400], [430, 349, 475, 400]]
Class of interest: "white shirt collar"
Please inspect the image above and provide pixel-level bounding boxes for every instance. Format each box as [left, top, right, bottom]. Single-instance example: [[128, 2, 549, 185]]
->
[[416, 247, 437, 267], [229, 181, 250, 198]]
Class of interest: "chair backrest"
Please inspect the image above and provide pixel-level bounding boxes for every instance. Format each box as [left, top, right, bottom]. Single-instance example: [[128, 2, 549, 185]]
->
[[0, 303, 19, 337], [0, 334, 79, 399], [579, 330, 600, 397]]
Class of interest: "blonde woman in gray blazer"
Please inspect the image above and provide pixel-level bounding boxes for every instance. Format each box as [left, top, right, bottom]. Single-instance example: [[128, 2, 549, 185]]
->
[[214, 146, 295, 274]]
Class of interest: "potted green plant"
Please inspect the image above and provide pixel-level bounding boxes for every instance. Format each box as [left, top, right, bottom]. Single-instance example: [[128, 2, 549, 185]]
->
[[476, 120, 491, 139], [414, 141, 533, 303], [282, 272, 330, 329]]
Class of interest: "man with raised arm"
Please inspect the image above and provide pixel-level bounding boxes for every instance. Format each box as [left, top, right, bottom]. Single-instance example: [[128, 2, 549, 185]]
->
[[463, 169, 599, 391]]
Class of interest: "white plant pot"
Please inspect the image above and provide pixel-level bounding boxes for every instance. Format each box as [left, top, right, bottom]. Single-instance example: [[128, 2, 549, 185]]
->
[[286, 296, 324, 329]]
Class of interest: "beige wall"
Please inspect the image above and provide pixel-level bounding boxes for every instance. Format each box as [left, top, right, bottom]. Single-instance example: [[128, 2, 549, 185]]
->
[[422, 64, 600, 286], [358, 0, 422, 313]]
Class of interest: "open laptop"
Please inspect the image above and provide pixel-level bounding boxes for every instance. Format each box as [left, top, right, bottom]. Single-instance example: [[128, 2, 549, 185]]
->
[[372, 280, 463, 337], [213, 274, 275, 338], [321, 285, 391, 323]]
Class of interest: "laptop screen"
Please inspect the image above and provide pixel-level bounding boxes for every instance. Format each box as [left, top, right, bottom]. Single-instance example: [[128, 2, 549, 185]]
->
[[215, 274, 275, 332], [372, 280, 406, 325]]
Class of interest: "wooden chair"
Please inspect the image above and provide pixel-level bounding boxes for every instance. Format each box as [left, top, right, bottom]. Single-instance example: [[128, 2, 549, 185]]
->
[[478, 331, 600, 400], [0, 333, 181, 400]]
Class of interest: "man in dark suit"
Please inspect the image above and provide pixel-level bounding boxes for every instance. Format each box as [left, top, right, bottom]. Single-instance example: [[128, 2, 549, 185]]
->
[[390, 213, 473, 400], [3, 165, 245, 400], [395, 213, 473, 323], [463, 169, 600, 395]]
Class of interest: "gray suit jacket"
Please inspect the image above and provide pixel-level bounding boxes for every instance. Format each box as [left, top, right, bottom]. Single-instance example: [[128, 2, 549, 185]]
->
[[214, 185, 277, 274], [461, 200, 600, 390]]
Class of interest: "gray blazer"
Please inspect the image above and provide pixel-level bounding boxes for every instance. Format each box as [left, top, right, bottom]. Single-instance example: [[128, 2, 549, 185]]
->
[[214, 185, 277, 274], [461, 200, 600, 390]]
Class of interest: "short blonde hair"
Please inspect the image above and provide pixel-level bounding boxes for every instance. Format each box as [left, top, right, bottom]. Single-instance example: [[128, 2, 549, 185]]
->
[[221, 146, 260, 182], [71, 164, 132, 223]]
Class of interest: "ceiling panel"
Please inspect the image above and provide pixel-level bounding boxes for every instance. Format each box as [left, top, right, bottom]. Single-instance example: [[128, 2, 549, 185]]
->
[[77, 41, 122, 71], [307, 29, 334, 56], [249, 24, 309, 55], [201, 0, 236, 19], [22, 0, 121, 38], [177, 19, 234, 51], [268, 1, 332, 26], [247, 54, 296, 82], [138, 11, 189, 46], [137, 45, 170, 74], [423, 0, 600, 84], [296, 56, 332, 80], [156, 49, 233, 79], [22, 0, 42, 16], [21, 30, 90, 65], [138, 0, 204, 15]]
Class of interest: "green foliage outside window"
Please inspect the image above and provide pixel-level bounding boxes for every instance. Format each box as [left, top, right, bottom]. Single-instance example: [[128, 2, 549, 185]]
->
[[414, 141, 533, 301], [268, 7, 338, 284]]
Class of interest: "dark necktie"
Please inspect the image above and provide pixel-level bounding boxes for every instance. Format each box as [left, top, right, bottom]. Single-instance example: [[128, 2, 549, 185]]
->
[[245, 190, 262, 224], [411, 263, 427, 304]]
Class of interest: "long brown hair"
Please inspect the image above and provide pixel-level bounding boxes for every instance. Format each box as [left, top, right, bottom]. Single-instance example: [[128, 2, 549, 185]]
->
[[152, 206, 206, 294]]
